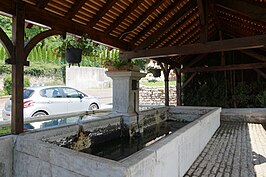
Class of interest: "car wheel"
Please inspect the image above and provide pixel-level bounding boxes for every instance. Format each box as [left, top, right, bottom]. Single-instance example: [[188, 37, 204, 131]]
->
[[32, 111, 48, 117], [89, 103, 99, 110]]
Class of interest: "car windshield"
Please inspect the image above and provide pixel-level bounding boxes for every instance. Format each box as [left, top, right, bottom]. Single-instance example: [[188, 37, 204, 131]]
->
[[23, 89, 34, 99]]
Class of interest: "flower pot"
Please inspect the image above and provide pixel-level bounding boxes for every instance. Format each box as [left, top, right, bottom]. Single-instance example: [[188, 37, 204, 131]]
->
[[65, 48, 82, 66], [152, 68, 161, 77]]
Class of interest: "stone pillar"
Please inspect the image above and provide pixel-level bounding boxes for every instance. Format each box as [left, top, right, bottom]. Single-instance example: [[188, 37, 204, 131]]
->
[[106, 71, 146, 136], [106, 71, 146, 114]]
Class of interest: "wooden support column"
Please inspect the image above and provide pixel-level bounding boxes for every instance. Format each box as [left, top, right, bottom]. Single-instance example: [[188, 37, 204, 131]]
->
[[160, 63, 172, 106], [174, 67, 181, 106], [11, 1, 25, 134]]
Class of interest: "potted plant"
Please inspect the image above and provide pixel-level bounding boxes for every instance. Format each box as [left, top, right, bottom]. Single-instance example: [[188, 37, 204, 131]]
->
[[151, 68, 161, 77], [100, 49, 139, 71], [146, 66, 161, 77], [57, 34, 96, 66]]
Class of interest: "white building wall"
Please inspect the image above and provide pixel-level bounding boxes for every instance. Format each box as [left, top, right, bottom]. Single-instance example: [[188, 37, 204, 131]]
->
[[66, 66, 112, 89]]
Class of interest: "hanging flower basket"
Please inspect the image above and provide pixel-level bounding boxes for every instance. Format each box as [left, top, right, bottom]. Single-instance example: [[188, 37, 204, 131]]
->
[[152, 68, 161, 77], [65, 48, 82, 67]]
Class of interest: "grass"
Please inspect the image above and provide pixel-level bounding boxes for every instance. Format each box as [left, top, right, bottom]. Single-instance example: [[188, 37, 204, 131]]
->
[[141, 81, 176, 87], [0, 126, 11, 136]]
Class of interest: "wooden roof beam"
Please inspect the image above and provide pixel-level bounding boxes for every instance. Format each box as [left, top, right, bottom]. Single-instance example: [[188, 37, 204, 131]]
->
[[240, 50, 266, 62], [105, 0, 145, 35], [216, 0, 266, 22], [131, 0, 184, 45], [197, 0, 208, 43], [88, 0, 119, 28], [120, 0, 165, 40], [65, 0, 87, 19], [135, 0, 197, 50], [181, 62, 266, 73], [37, 0, 50, 9], [122, 35, 266, 59]]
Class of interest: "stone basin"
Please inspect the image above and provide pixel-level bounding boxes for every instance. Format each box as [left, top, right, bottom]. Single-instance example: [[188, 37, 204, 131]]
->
[[12, 106, 221, 177]]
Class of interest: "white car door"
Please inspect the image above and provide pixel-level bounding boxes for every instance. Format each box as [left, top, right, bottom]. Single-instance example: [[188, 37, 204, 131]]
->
[[62, 87, 87, 113], [43, 87, 68, 115]]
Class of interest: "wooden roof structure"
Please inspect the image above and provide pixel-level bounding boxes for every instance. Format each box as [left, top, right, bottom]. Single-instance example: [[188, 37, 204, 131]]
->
[[0, 0, 265, 134], [0, 0, 265, 66]]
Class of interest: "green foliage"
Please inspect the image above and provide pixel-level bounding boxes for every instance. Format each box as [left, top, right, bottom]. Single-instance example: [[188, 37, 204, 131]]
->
[[0, 126, 11, 136], [0, 16, 12, 38], [183, 72, 266, 108], [3, 75, 30, 95], [257, 91, 266, 107], [0, 65, 11, 74], [56, 34, 97, 57]]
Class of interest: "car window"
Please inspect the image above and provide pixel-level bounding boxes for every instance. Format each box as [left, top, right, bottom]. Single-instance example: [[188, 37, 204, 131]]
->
[[23, 89, 34, 99], [40, 88, 62, 98], [63, 88, 80, 98]]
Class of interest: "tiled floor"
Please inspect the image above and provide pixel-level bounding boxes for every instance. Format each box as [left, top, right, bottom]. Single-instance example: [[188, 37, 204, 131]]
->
[[184, 122, 266, 177]]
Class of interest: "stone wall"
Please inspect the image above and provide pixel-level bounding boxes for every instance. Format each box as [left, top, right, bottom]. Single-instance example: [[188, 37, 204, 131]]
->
[[139, 86, 177, 105]]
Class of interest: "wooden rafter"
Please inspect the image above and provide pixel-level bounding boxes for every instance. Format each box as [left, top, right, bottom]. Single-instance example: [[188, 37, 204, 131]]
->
[[131, 0, 183, 46], [87, 0, 119, 28], [37, 0, 50, 9], [181, 62, 266, 73], [197, 0, 208, 43], [65, 0, 87, 20], [122, 35, 266, 59], [135, 0, 197, 50], [120, 0, 165, 40], [152, 9, 198, 48], [216, 0, 266, 22], [0, 0, 130, 50], [162, 14, 199, 47], [240, 50, 266, 62], [254, 69, 266, 79], [105, 0, 145, 35]]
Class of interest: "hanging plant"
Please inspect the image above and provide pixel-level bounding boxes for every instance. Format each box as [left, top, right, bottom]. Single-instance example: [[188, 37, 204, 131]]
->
[[151, 68, 161, 77], [56, 34, 96, 67]]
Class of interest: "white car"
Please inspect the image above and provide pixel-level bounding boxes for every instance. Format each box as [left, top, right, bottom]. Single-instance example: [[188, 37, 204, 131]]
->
[[2, 86, 100, 120]]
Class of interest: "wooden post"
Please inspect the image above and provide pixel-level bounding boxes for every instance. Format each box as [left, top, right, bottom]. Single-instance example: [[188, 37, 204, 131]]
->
[[174, 67, 181, 106], [11, 1, 25, 134], [160, 63, 172, 106]]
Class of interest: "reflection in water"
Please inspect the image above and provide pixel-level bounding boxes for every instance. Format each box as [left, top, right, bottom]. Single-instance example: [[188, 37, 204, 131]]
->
[[82, 120, 189, 161]]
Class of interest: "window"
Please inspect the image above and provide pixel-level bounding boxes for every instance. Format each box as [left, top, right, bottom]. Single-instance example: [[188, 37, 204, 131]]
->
[[63, 88, 80, 98], [23, 89, 34, 99], [40, 88, 62, 98]]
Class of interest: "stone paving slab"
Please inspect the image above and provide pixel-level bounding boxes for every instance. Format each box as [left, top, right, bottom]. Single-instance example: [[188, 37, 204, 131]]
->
[[184, 121, 266, 177]]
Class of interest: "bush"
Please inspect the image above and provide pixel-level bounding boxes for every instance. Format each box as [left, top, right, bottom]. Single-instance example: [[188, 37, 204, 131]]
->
[[3, 75, 30, 95], [257, 91, 266, 107]]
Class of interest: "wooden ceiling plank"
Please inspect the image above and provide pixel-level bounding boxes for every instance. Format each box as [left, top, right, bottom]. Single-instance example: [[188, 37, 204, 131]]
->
[[120, 0, 165, 40], [37, 0, 50, 9], [0, 0, 130, 50], [65, 0, 87, 19], [160, 14, 199, 48], [131, 0, 183, 45], [87, 0, 119, 27], [216, 0, 266, 22], [181, 62, 266, 73], [105, 0, 145, 35], [135, 0, 197, 50], [122, 35, 266, 59]]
